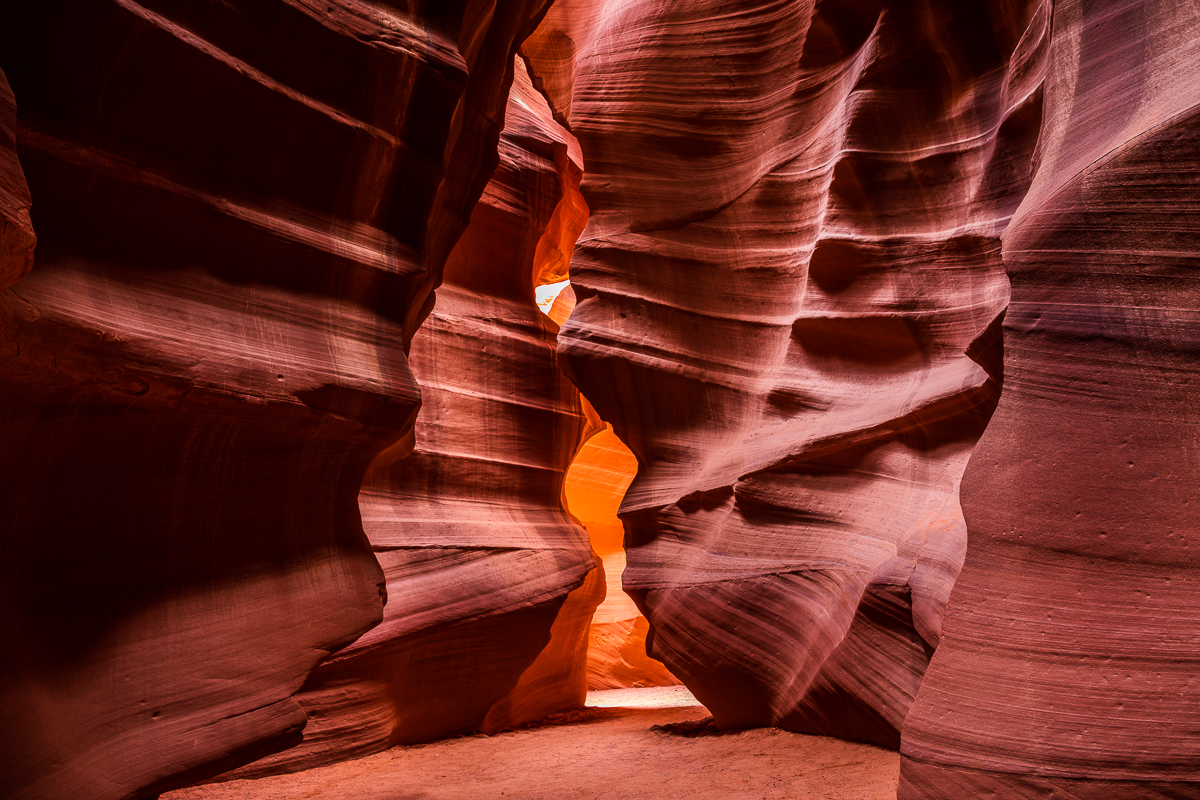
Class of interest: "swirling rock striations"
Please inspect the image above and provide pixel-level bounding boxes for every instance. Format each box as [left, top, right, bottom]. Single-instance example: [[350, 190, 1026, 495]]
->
[[900, 1, 1200, 796], [532, 0, 1048, 747], [221, 59, 599, 776], [564, 407, 678, 690], [0, 66, 34, 290], [550, 283, 675, 689], [0, 2, 550, 798]]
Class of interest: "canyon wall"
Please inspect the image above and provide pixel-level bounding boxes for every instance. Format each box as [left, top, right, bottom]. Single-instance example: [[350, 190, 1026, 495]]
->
[[528, 0, 1049, 747], [5, 1, 1200, 796], [0, 1, 551, 797], [0, 67, 34, 290], [900, 1, 1200, 796], [227, 61, 602, 777]]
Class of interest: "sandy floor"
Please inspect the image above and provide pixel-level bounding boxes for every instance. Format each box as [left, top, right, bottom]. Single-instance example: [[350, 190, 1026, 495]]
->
[[164, 687, 899, 800]]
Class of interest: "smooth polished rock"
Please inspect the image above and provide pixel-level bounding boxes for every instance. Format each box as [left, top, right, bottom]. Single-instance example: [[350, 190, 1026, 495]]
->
[[0, 2, 551, 797], [531, 0, 1049, 747], [0, 66, 34, 290], [222, 58, 599, 776], [900, 1, 1200, 796]]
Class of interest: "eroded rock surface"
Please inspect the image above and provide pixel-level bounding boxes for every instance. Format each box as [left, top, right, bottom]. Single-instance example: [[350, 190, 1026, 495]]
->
[[9, 0, 1200, 793], [547, 283, 675, 690], [222, 60, 600, 776], [900, 1, 1200, 796], [530, 0, 1048, 747], [0, 2, 550, 797], [564, 409, 678, 690], [0, 67, 34, 290]]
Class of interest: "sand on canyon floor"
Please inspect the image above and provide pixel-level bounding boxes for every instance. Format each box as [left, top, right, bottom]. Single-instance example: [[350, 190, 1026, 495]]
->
[[164, 687, 899, 800]]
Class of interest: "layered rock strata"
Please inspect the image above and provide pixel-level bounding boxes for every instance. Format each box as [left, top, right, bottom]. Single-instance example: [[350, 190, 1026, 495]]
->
[[900, 1, 1200, 796], [530, 0, 1049, 746], [550, 282, 676, 689], [550, 284, 675, 689], [564, 412, 678, 689], [225, 60, 599, 776], [0, 67, 34, 289], [0, 2, 550, 797]]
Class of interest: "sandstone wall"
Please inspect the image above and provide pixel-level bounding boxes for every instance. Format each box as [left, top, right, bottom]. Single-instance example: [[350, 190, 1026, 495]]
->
[[0, 66, 34, 289], [7, 1, 1200, 794], [227, 61, 601, 776], [0, 2, 550, 797], [900, 1, 1200, 796], [528, 0, 1049, 747]]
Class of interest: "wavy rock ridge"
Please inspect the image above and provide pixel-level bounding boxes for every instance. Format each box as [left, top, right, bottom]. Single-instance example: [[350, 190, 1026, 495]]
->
[[5, 0, 1200, 796], [0, 1, 551, 797], [529, 0, 1049, 747], [0, 67, 34, 290], [226, 60, 601, 776], [900, 1, 1200, 796]]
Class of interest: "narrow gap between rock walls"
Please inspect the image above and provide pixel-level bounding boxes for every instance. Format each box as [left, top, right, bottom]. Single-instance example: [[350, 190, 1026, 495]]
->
[[534, 278, 685, 702]]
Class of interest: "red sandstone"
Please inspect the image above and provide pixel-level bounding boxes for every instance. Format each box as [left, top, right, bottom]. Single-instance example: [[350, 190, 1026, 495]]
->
[[530, 0, 1046, 748], [2, 2, 1199, 798]]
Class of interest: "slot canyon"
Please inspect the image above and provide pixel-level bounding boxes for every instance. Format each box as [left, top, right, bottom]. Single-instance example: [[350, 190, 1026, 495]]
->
[[0, 1, 1197, 799]]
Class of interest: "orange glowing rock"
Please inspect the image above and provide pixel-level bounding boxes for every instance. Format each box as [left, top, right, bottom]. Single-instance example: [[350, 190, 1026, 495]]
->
[[564, 415, 678, 688]]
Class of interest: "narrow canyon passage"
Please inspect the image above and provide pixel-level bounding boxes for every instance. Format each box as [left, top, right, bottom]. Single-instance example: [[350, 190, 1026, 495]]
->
[[542, 278, 679, 692], [4, 1, 1200, 798], [207, 56, 686, 782]]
